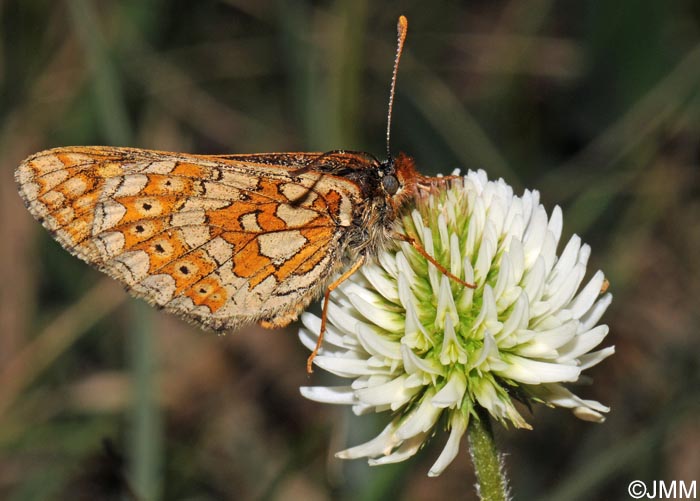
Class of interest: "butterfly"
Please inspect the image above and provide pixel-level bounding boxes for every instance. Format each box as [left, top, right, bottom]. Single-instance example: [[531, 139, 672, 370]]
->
[[15, 16, 474, 372]]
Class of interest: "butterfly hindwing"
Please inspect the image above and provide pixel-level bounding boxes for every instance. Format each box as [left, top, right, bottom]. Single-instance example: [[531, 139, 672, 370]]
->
[[16, 146, 365, 330]]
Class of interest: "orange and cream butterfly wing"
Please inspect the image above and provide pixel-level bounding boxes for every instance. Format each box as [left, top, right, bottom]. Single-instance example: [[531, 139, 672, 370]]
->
[[15, 146, 364, 330]]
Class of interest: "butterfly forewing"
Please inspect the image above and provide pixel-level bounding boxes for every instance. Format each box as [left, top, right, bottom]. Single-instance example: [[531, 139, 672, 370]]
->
[[16, 146, 366, 330]]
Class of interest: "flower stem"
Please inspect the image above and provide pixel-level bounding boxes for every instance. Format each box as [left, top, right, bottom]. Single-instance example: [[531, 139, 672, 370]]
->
[[468, 409, 509, 501]]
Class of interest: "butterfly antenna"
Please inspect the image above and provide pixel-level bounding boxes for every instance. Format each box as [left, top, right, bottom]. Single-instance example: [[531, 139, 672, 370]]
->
[[386, 15, 408, 161]]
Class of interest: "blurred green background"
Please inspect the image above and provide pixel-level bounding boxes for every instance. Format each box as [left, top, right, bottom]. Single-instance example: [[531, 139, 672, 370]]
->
[[1, 1, 699, 500]]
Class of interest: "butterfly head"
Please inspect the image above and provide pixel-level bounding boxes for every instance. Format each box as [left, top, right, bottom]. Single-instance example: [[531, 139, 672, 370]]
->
[[380, 152, 421, 213]]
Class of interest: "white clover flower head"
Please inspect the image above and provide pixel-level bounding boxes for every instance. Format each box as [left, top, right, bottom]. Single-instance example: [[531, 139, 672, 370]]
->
[[299, 169, 614, 476]]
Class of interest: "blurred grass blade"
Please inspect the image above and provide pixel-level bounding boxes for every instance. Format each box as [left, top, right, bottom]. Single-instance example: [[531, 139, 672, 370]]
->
[[128, 302, 160, 501], [66, 0, 131, 146], [543, 393, 699, 501], [393, 53, 517, 184], [67, 1, 162, 499], [0, 279, 125, 420], [545, 43, 700, 189]]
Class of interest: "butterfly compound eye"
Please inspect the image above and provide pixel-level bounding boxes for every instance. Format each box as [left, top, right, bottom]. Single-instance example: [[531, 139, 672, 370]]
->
[[382, 174, 400, 195]]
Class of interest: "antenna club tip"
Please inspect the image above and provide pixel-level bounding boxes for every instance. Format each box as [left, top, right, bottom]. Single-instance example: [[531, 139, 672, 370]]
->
[[398, 15, 408, 33]]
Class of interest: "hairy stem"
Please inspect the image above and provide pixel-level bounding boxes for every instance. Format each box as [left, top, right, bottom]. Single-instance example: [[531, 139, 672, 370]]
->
[[468, 409, 509, 501]]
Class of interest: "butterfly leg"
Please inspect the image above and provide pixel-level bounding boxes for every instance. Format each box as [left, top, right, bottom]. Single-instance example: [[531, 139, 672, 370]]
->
[[306, 255, 366, 373], [392, 232, 477, 289]]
